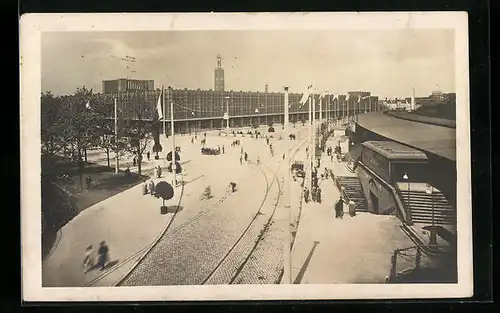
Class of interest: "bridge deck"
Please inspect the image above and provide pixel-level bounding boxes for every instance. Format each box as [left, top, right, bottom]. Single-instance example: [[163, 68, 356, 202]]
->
[[356, 112, 456, 161]]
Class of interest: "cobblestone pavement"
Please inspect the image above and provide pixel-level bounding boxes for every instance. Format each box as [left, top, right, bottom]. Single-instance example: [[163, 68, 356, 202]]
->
[[202, 164, 281, 285], [119, 164, 269, 286], [119, 126, 310, 286], [231, 143, 307, 284]]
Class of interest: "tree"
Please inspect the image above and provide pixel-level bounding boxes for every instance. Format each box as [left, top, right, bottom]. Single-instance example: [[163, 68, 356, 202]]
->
[[122, 92, 154, 176], [57, 87, 98, 188], [90, 95, 128, 168], [41, 91, 70, 177], [41, 91, 68, 157]]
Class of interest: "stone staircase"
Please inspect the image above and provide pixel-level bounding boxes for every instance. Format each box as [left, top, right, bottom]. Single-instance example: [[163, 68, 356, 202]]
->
[[399, 190, 455, 226], [335, 176, 368, 212]]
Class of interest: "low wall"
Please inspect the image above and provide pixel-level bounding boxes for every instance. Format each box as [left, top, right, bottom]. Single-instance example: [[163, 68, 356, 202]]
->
[[385, 111, 456, 129], [358, 165, 397, 215]]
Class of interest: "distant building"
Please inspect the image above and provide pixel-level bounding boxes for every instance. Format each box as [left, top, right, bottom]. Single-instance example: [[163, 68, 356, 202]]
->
[[102, 78, 154, 94], [214, 55, 225, 92], [347, 91, 378, 112]]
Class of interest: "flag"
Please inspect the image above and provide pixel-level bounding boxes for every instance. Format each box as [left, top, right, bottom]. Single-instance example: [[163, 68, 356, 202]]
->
[[155, 89, 164, 121], [299, 84, 313, 105], [85, 100, 91, 109], [320, 90, 330, 98]]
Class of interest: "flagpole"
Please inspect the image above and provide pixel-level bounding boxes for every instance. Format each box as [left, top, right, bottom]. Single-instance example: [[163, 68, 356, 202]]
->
[[162, 86, 166, 137], [312, 95, 316, 167], [171, 100, 177, 186], [114, 96, 119, 174], [308, 95, 313, 191], [283, 86, 291, 284]]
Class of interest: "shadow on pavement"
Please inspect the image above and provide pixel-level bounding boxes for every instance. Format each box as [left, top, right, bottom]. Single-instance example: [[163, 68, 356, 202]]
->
[[160, 205, 184, 215], [293, 241, 320, 284], [42, 228, 60, 260]]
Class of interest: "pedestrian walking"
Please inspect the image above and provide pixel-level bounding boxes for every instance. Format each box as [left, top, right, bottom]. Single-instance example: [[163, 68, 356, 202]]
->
[[85, 176, 92, 189], [256, 156, 260, 164], [149, 180, 155, 196], [83, 245, 94, 274], [133, 157, 136, 167], [304, 187, 310, 203], [348, 200, 357, 217], [239, 155, 243, 165], [222, 145, 225, 154], [317, 186, 322, 203], [335, 197, 344, 219], [146, 151, 150, 161], [244, 152, 248, 162], [153, 167, 158, 179], [97, 241, 109, 271]]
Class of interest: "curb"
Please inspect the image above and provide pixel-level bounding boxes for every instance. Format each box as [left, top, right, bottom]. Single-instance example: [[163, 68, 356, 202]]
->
[[112, 177, 186, 286]]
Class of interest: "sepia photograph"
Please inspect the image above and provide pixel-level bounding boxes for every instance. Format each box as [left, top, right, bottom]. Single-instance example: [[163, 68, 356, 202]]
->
[[20, 12, 472, 301]]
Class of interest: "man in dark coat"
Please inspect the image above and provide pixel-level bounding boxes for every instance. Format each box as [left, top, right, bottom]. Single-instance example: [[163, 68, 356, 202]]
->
[[335, 197, 344, 219]]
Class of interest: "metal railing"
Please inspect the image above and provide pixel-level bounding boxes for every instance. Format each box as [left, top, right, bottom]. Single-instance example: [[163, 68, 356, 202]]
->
[[387, 245, 422, 282], [357, 161, 412, 224]]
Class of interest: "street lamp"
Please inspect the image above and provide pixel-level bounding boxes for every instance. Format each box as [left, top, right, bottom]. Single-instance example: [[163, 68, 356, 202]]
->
[[225, 96, 230, 137], [426, 184, 437, 245], [402, 173, 411, 212], [255, 108, 260, 129]]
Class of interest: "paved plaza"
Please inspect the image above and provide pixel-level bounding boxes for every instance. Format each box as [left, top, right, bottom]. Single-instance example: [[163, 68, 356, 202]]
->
[[43, 124, 417, 286]]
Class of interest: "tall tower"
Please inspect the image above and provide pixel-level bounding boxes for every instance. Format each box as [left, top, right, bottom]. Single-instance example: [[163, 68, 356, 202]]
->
[[214, 54, 225, 91]]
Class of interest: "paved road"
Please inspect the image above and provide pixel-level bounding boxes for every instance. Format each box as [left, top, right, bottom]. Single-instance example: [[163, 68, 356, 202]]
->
[[120, 126, 310, 286]]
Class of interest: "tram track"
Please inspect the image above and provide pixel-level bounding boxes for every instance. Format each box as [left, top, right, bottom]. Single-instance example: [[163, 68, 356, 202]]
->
[[202, 139, 306, 285], [112, 182, 235, 287], [86, 173, 230, 286]]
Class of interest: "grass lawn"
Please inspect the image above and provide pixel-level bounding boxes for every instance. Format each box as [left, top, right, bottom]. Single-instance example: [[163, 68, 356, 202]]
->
[[42, 155, 150, 260]]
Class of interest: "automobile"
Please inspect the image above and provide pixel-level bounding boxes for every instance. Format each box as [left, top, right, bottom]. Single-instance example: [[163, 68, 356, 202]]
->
[[291, 160, 304, 172], [201, 147, 220, 155]]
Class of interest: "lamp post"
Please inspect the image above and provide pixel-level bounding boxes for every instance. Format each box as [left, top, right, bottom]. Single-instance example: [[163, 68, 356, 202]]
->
[[114, 96, 119, 174], [225, 96, 230, 138], [283, 85, 291, 284], [426, 184, 437, 245], [403, 173, 410, 212]]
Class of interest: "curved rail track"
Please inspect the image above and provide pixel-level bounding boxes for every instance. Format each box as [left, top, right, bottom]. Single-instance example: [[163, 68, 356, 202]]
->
[[100, 137, 307, 287], [202, 139, 307, 285]]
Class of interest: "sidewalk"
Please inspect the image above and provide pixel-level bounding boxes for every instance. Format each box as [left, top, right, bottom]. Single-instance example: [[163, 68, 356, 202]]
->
[[290, 143, 415, 284], [42, 135, 252, 287]]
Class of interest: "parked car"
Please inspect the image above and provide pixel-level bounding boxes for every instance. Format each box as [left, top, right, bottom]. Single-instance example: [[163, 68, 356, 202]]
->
[[201, 147, 220, 155], [291, 161, 304, 172]]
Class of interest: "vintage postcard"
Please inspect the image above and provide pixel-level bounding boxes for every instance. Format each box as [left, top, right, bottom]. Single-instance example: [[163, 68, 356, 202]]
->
[[20, 12, 472, 301]]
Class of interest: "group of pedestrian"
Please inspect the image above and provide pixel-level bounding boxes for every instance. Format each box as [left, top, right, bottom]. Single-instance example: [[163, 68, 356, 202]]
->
[[143, 180, 156, 196], [231, 140, 241, 147], [311, 185, 322, 203], [83, 241, 110, 274], [153, 165, 162, 179], [334, 196, 357, 219]]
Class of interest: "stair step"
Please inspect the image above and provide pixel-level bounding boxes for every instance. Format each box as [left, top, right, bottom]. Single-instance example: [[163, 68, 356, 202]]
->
[[409, 205, 455, 213]]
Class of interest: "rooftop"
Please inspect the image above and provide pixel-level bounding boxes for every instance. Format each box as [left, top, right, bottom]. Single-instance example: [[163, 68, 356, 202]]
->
[[356, 111, 456, 161], [361, 141, 428, 161]]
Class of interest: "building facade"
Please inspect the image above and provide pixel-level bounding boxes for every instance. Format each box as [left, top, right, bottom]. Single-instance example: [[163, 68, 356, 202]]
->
[[102, 78, 155, 94]]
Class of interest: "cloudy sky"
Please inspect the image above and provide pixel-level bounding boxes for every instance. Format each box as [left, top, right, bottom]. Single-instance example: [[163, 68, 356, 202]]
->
[[42, 30, 455, 98]]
